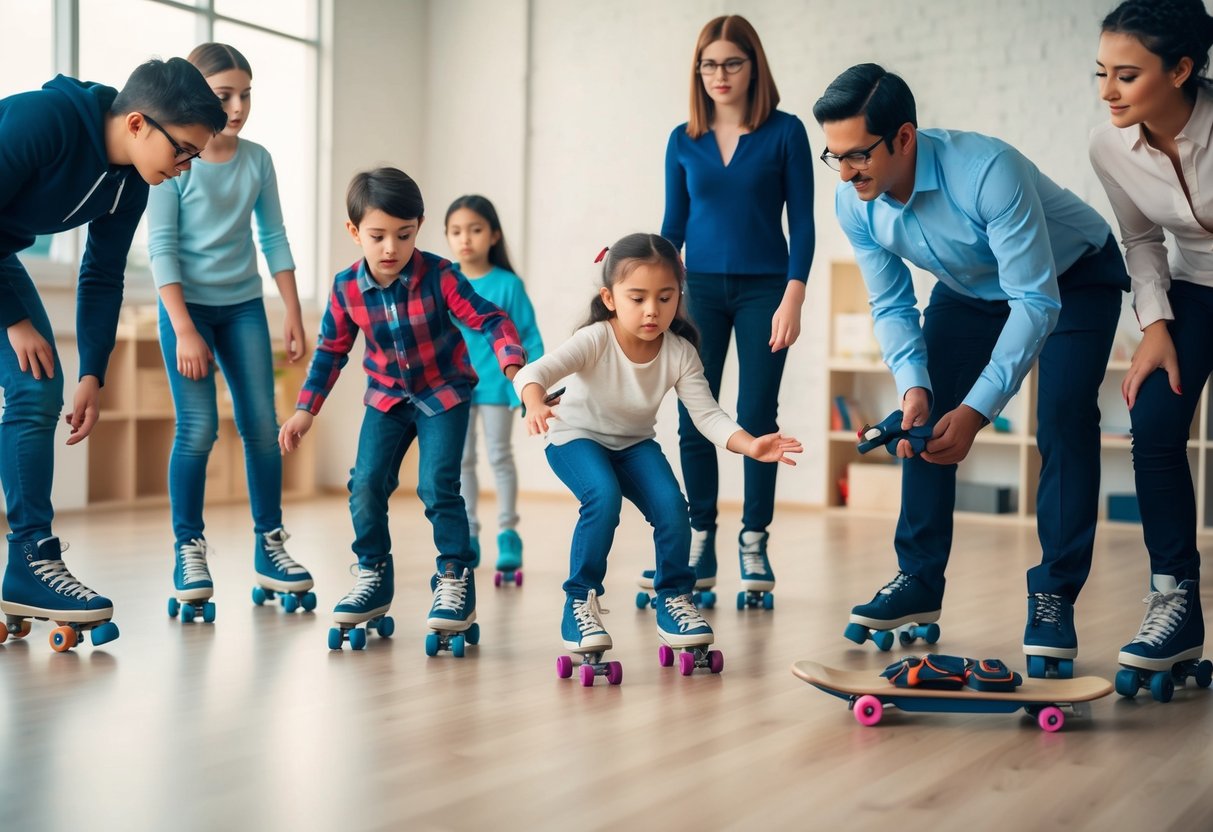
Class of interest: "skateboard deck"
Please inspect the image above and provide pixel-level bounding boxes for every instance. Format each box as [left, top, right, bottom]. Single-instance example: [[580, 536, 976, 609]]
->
[[792, 660, 1112, 731]]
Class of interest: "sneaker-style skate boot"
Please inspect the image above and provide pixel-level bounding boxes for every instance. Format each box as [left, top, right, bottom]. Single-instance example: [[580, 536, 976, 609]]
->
[[1, 537, 119, 652], [557, 590, 621, 686], [636, 528, 718, 610], [656, 592, 723, 676], [845, 571, 942, 651], [1023, 593, 1077, 678], [1115, 575, 1212, 702], [252, 527, 316, 613], [494, 529, 523, 587], [328, 558, 395, 650], [737, 531, 776, 610], [426, 562, 479, 657], [167, 537, 215, 623]]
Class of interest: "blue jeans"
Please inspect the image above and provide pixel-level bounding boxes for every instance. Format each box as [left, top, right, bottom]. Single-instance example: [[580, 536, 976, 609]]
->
[[159, 299, 282, 544], [677, 272, 788, 533], [896, 239, 1125, 603], [0, 263, 64, 545], [1130, 280, 1213, 582], [546, 438, 694, 600], [348, 399, 472, 571]]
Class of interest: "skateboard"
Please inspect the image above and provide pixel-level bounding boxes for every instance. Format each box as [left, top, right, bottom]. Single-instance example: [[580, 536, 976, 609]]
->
[[845, 620, 940, 652], [557, 650, 623, 686], [635, 571, 716, 610], [792, 660, 1112, 732], [252, 584, 318, 613], [425, 622, 480, 658], [658, 640, 723, 676], [1, 607, 120, 653], [328, 609, 396, 650], [1115, 658, 1213, 703]]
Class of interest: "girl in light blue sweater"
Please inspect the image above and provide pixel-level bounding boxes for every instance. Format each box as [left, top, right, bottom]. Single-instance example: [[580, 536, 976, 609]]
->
[[148, 43, 314, 623]]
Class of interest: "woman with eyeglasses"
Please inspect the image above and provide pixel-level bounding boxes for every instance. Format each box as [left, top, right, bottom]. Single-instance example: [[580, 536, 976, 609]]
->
[[147, 43, 315, 625], [659, 15, 814, 611], [1089, 0, 1213, 698]]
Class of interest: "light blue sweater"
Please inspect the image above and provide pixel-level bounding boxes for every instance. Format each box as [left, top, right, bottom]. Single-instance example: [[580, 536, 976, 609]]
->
[[147, 139, 294, 306]]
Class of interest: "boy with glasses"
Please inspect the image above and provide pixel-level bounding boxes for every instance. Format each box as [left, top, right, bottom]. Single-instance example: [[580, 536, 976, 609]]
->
[[813, 63, 1129, 677], [0, 58, 225, 652]]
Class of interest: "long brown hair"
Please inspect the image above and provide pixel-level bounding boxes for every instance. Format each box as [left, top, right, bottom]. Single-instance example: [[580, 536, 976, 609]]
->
[[686, 15, 779, 139], [187, 42, 253, 79]]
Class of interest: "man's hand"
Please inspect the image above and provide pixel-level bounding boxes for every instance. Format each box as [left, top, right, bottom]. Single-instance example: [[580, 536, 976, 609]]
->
[[921, 404, 985, 465]]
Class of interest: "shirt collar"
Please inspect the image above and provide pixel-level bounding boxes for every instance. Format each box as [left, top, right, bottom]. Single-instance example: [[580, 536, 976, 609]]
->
[[355, 251, 417, 293], [878, 129, 938, 207]]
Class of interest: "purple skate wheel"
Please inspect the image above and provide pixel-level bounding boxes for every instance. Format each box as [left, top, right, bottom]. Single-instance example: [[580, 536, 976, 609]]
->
[[606, 661, 623, 685], [494, 572, 503, 588], [658, 644, 675, 667], [678, 651, 696, 676], [579, 663, 595, 687], [556, 655, 573, 678], [707, 649, 724, 674], [515, 570, 523, 587], [854, 694, 883, 726], [1037, 706, 1064, 732]]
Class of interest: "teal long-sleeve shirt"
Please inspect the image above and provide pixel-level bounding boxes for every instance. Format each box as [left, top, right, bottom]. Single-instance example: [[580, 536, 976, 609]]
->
[[453, 266, 542, 407], [147, 138, 294, 306]]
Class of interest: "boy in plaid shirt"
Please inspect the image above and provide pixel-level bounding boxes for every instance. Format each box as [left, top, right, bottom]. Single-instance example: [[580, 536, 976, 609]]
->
[[280, 167, 525, 650]]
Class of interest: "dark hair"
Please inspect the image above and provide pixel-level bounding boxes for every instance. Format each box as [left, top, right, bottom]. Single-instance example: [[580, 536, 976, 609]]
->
[[812, 63, 917, 150], [444, 195, 517, 275], [579, 232, 699, 349], [1102, 0, 1213, 91], [346, 167, 424, 225], [111, 57, 227, 133], [687, 15, 779, 139], [187, 42, 253, 79]]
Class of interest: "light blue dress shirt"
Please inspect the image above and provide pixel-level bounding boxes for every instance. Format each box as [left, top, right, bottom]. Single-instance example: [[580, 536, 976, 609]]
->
[[835, 129, 1111, 419]]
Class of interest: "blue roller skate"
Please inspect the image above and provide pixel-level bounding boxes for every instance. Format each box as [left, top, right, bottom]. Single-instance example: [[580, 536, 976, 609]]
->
[[167, 537, 215, 623], [845, 571, 942, 651], [426, 562, 479, 657], [328, 558, 395, 650], [557, 590, 621, 686], [656, 593, 723, 676], [1115, 576, 1211, 702], [251, 527, 317, 614], [494, 529, 522, 587], [1023, 593, 1077, 678], [737, 530, 775, 610]]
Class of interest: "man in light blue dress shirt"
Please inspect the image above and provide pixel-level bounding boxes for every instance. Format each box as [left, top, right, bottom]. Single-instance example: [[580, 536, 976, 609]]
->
[[813, 64, 1130, 676]]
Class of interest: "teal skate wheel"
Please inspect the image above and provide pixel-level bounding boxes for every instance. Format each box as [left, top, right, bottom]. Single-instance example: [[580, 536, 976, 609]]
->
[[736, 591, 747, 610], [923, 623, 941, 644], [873, 630, 895, 652], [1056, 659, 1074, 679], [425, 632, 440, 656], [1150, 671, 1174, 703], [843, 622, 869, 645], [349, 628, 368, 651], [636, 592, 649, 610], [90, 621, 119, 646], [202, 602, 216, 624], [376, 616, 395, 638], [1115, 668, 1139, 698], [1195, 660, 1212, 688], [167, 598, 179, 617], [251, 586, 267, 606], [465, 623, 480, 645], [328, 627, 344, 650], [452, 635, 466, 658], [282, 594, 299, 613], [301, 592, 318, 612], [182, 604, 195, 624], [762, 593, 775, 611], [1027, 655, 1047, 679], [700, 590, 716, 609]]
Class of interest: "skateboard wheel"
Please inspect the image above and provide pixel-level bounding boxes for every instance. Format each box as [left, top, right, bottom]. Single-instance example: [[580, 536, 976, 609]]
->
[[1115, 668, 1140, 698], [465, 623, 480, 645], [636, 592, 650, 610], [708, 649, 724, 674], [1037, 706, 1064, 733], [50, 625, 77, 653], [167, 598, 179, 617], [556, 655, 574, 678], [762, 593, 774, 611], [282, 594, 300, 614], [494, 572, 503, 588], [658, 644, 675, 667], [328, 627, 344, 650], [843, 622, 869, 645], [349, 628, 368, 651], [579, 663, 595, 687], [678, 651, 696, 676], [853, 694, 883, 726], [873, 630, 895, 652], [90, 621, 119, 646], [1195, 660, 1212, 688], [182, 604, 196, 624], [1150, 671, 1174, 703], [425, 632, 440, 657], [606, 661, 623, 686], [301, 592, 318, 612], [377, 616, 396, 639], [202, 602, 216, 624], [252, 586, 267, 606]]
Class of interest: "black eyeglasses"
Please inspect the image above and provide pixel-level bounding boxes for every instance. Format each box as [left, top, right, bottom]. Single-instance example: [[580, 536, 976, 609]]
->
[[697, 58, 750, 76], [142, 113, 202, 168], [819, 135, 890, 172]]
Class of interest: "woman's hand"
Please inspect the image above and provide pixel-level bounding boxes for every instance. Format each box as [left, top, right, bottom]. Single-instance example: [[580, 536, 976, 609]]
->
[[1123, 320, 1180, 409], [283, 311, 307, 363], [769, 280, 806, 352], [7, 319, 54, 379], [176, 329, 213, 380]]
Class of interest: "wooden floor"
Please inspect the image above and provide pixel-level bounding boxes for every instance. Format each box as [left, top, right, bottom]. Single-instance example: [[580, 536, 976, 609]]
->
[[2, 494, 1212, 831]]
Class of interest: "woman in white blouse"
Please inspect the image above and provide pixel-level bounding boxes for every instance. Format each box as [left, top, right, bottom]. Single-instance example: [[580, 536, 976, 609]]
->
[[1090, 0, 1213, 690]]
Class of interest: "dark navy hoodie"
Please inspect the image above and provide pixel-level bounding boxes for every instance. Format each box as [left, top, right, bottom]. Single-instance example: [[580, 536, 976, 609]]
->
[[0, 75, 150, 384]]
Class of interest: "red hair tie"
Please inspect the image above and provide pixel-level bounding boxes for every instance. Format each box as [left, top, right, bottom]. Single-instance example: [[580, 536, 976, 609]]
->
[[594, 246, 609, 264]]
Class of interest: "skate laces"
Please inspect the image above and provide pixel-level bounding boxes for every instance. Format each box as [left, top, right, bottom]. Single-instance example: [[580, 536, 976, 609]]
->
[[1133, 587, 1189, 647], [572, 590, 609, 635], [432, 567, 469, 613], [262, 528, 308, 575], [664, 594, 708, 632], [178, 538, 210, 584], [740, 535, 769, 576], [878, 572, 914, 597], [689, 530, 709, 569], [1030, 593, 1065, 629], [30, 545, 99, 602], [339, 563, 382, 606]]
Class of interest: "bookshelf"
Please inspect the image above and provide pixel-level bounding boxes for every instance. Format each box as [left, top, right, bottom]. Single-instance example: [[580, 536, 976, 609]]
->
[[824, 261, 1212, 529]]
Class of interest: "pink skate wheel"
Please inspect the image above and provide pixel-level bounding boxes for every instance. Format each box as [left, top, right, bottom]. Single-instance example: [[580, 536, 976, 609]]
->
[[707, 649, 724, 674], [579, 663, 596, 687], [494, 572, 503, 588], [854, 694, 883, 726], [658, 644, 675, 667], [556, 655, 573, 679], [515, 570, 523, 587], [678, 651, 696, 676], [606, 661, 623, 685], [1037, 706, 1064, 733]]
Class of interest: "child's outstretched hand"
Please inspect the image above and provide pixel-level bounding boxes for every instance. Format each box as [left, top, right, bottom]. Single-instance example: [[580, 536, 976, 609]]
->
[[524, 403, 557, 436], [748, 432, 803, 465], [279, 411, 314, 453]]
